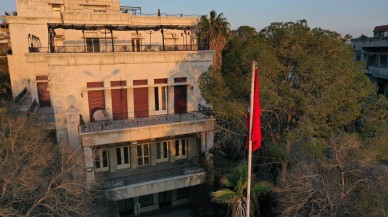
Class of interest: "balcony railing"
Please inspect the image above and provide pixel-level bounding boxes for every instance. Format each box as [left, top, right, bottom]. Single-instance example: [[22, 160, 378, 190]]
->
[[80, 109, 212, 133], [101, 164, 205, 189], [28, 44, 208, 54]]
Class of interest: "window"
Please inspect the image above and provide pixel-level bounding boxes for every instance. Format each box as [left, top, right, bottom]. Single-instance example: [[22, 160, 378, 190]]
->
[[156, 141, 169, 162], [86, 38, 100, 52], [137, 144, 150, 166], [82, 5, 109, 12], [154, 86, 167, 114], [139, 194, 153, 207], [52, 4, 61, 12], [175, 138, 187, 159], [132, 39, 141, 52], [94, 149, 109, 172], [116, 146, 130, 170]]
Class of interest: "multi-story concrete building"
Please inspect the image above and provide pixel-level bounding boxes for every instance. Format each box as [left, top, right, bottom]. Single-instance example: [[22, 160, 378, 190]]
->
[[352, 25, 388, 98], [6, 0, 215, 215]]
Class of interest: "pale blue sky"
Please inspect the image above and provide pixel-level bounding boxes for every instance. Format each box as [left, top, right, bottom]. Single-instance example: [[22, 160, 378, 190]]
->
[[1, 0, 388, 37]]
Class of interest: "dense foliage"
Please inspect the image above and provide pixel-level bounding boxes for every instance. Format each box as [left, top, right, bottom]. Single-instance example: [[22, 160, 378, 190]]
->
[[202, 20, 388, 216], [0, 109, 109, 217]]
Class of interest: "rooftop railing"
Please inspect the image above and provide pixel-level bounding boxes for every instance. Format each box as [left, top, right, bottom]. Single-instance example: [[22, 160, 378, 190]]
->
[[28, 44, 208, 54]]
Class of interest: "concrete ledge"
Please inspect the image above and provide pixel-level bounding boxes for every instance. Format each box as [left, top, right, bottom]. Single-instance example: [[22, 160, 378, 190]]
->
[[106, 172, 206, 201]]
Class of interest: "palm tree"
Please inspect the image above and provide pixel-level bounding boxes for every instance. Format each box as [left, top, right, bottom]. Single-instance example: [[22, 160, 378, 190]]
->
[[198, 10, 230, 69], [210, 165, 272, 217]]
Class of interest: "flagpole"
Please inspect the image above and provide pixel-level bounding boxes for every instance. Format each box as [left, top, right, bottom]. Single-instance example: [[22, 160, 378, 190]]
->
[[246, 60, 256, 217]]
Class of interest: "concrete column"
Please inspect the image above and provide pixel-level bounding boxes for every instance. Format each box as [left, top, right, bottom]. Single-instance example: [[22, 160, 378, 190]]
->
[[206, 131, 214, 153], [169, 139, 176, 163], [153, 193, 159, 205], [128, 88, 134, 118], [83, 147, 95, 188], [104, 87, 112, 117], [188, 137, 197, 160], [150, 143, 157, 166], [201, 132, 206, 153], [130, 145, 138, 169], [148, 87, 155, 116], [66, 107, 81, 149], [109, 147, 117, 173], [167, 86, 174, 114], [171, 189, 177, 201]]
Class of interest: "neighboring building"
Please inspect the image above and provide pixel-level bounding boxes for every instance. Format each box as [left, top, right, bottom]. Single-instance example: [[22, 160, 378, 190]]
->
[[352, 25, 388, 98], [6, 0, 215, 216]]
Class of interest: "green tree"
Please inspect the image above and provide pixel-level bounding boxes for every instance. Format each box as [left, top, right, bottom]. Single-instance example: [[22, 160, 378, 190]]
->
[[198, 10, 230, 68], [0, 108, 109, 216], [210, 164, 271, 217], [201, 20, 388, 216]]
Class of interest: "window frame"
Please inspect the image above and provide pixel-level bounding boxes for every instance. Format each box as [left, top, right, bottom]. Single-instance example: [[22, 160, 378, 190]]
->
[[94, 149, 109, 172], [156, 141, 169, 163], [154, 85, 168, 115], [137, 144, 150, 166], [116, 146, 130, 170], [175, 138, 188, 160]]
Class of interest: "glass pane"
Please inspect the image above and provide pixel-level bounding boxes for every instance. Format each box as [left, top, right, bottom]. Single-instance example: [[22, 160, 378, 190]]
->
[[95, 153, 100, 168], [154, 87, 159, 111], [144, 157, 150, 165], [182, 139, 186, 155], [157, 142, 161, 159], [94, 38, 100, 52], [86, 38, 93, 52], [163, 142, 168, 158], [102, 150, 108, 167], [138, 157, 143, 166], [124, 147, 129, 164], [144, 144, 149, 156], [116, 148, 122, 165], [162, 87, 167, 110], [175, 140, 179, 156], [137, 145, 142, 157]]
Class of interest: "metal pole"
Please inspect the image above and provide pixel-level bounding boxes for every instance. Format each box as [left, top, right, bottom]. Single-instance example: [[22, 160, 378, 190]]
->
[[110, 29, 114, 52], [246, 60, 256, 217], [161, 27, 165, 51]]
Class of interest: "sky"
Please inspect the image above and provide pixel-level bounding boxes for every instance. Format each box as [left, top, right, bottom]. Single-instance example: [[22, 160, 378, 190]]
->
[[1, 0, 388, 37]]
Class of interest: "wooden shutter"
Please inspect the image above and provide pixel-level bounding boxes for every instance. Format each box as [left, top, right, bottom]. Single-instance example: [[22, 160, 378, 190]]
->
[[87, 82, 105, 122], [174, 77, 187, 83], [133, 80, 149, 118], [154, 78, 168, 84], [37, 82, 51, 107], [174, 85, 187, 114], [111, 81, 128, 120]]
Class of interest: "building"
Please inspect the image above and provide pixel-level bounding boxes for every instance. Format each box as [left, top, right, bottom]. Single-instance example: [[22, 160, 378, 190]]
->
[[0, 16, 9, 73], [352, 25, 388, 98], [6, 0, 215, 215]]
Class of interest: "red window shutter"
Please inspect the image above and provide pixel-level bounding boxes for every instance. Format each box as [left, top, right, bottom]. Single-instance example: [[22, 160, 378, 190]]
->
[[174, 85, 187, 114], [154, 78, 168, 84], [37, 82, 51, 107], [87, 82, 105, 122], [133, 80, 149, 118], [36, 75, 48, 81], [174, 77, 187, 83], [111, 81, 128, 120]]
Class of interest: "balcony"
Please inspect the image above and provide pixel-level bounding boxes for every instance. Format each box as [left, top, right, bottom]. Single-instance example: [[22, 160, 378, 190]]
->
[[103, 162, 207, 200], [28, 44, 208, 54], [357, 37, 388, 48], [80, 106, 214, 146], [366, 66, 388, 79]]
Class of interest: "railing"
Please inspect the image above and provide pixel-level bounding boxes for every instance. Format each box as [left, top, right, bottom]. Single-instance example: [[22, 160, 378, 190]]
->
[[14, 87, 27, 104], [28, 44, 209, 54], [80, 109, 213, 133], [102, 165, 205, 189]]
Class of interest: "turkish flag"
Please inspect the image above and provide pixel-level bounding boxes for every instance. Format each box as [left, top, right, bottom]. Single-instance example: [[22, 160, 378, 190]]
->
[[245, 68, 262, 152]]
